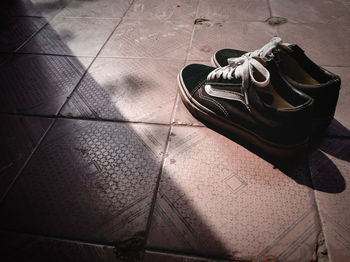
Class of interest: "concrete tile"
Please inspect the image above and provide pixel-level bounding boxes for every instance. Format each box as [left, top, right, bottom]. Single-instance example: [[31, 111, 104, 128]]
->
[[147, 126, 320, 261], [20, 17, 118, 56], [325, 67, 350, 132], [0, 17, 46, 52], [125, 0, 199, 22], [172, 95, 204, 126], [61, 58, 181, 124], [270, 0, 350, 24], [0, 116, 52, 200], [309, 137, 350, 261], [188, 21, 277, 60], [100, 19, 192, 59], [143, 250, 227, 262], [58, 0, 132, 18], [278, 23, 350, 66], [0, 0, 71, 17], [0, 54, 90, 115], [0, 119, 168, 244], [197, 0, 270, 22], [0, 231, 118, 262]]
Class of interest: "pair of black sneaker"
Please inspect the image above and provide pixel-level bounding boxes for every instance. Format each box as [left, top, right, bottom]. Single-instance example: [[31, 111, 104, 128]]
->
[[178, 37, 341, 157]]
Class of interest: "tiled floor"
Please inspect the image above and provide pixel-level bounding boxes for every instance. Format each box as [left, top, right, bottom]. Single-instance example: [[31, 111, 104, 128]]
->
[[0, 0, 349, 261]]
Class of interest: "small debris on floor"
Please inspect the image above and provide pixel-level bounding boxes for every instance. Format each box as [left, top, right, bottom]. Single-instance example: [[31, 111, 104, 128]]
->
[[265, 16, 288, 25], [317, 232, 329, 262], [176, 4, 180, 7]]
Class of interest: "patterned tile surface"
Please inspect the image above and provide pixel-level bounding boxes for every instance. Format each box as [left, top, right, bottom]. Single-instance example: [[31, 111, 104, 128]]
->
[[143, 250, 227, 262], [0, 0, 71, 17], [0, 231, 118, 262], [125, 0, 199, 22], [147, 126, 320, 261], [0, 116, 53, 200], [61, 58, 181, 124], [188, 21, 277, 60], [0, 119, 168, 244], [58, 0, 132, 18], [278, 23, 350, 67], [309, 137, 350, 261], [0, 17, 46, 52], [0, 54, 89, 115], [270, 0, 350, 24], [197, 0, 270, 22], [21, 17, 118, 56], [100, 19, 192, 59]]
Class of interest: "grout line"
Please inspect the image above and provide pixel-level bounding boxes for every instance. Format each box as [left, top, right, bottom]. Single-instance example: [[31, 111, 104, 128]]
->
[[56, 0, 136, 116], [145, 247, 232, 261], [0, 119, 57, 203], [0, 229, 116, 248], [184, 0, 201, 62], [266, 0, 273, 18]]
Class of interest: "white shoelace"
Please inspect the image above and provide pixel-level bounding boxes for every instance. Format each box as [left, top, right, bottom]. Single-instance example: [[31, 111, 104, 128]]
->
[[206, 37, 291, 108]]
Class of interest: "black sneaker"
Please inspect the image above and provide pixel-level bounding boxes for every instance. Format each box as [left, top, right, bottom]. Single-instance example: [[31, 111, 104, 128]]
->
[[178, 55, 314, 157], [211, 37, 341, 131]]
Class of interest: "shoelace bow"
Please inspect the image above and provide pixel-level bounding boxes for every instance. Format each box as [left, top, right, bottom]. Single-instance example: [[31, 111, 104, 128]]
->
[[206, 37, 291, 108]]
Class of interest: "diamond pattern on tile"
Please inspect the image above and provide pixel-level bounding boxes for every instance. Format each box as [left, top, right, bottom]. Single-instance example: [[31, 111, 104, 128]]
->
[[278, 23, 350, 67], [309, 137, 350, 261], [61, 58, 180, 123], [0, 54, 89, 115], [58, 0, 132, 18], [100, 19, 192, 59], [147, 126, 320, 261], [0, 17, 46, 52], [197, 0, 270, 22], [0, 231, 118, 262], [188, 21, 277, 60], [0, 116, 52, 200], [20, 17, 118, 56], [270, 0, 350, 24], [0, 0, 71, 17], [125, 0, 199, 22], [0, 119, 168, 244]]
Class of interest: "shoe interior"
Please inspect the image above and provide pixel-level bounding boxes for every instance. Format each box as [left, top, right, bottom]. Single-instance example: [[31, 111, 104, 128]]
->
[[279, 50, 320, 85], [257, 84, 294, 109]]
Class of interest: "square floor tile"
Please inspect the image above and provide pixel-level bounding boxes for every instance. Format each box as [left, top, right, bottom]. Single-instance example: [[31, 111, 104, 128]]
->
[[20, 17, 118, 56], [278, 23, 350, 66], [0, 119, 168, 244], [0, 116, 52, 200], [147, 126, 320, 261], [197, 0, 270, 22], [270, 0, 350, 24], [0, 17, 46, 52], [0, 0, 71, 17], [188, 21, 277, 60], [61, 58, 181, 124], [0, 54, 90, 115], [309, 137, 350, 261], [58, 0, 132, 18], [0, 231, 118, 262], [100, 19, 192, 59], [125, 0, 199, 22], [143, 250, 223, 262]]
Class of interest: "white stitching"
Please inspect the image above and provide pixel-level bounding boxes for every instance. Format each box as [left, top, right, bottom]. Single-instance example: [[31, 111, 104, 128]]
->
[[198, 88, 229, 117]]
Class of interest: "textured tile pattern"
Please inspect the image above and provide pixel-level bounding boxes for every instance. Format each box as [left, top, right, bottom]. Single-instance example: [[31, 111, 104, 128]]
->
[[143, 250, 224, 262], [0, 54, 88, 115], [147, 126, 320, 261], [100, 19, 192, 59], [0, 231, 118, 262], [0, 116, 52, 200], [0, 17, 46, 52], [0, 119, 168, 244], [197, 0, 270, 22], [125, 0, 199, 22], [309, 137, 350, 261], [58, 0, 132, 18], [189, 21, 277, 60], [61, 58, 181, 123], [21, 17, 118, 56]]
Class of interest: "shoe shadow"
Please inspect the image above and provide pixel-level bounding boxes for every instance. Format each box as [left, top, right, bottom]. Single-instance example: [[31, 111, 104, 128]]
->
[[203, 118, 347, 194]]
